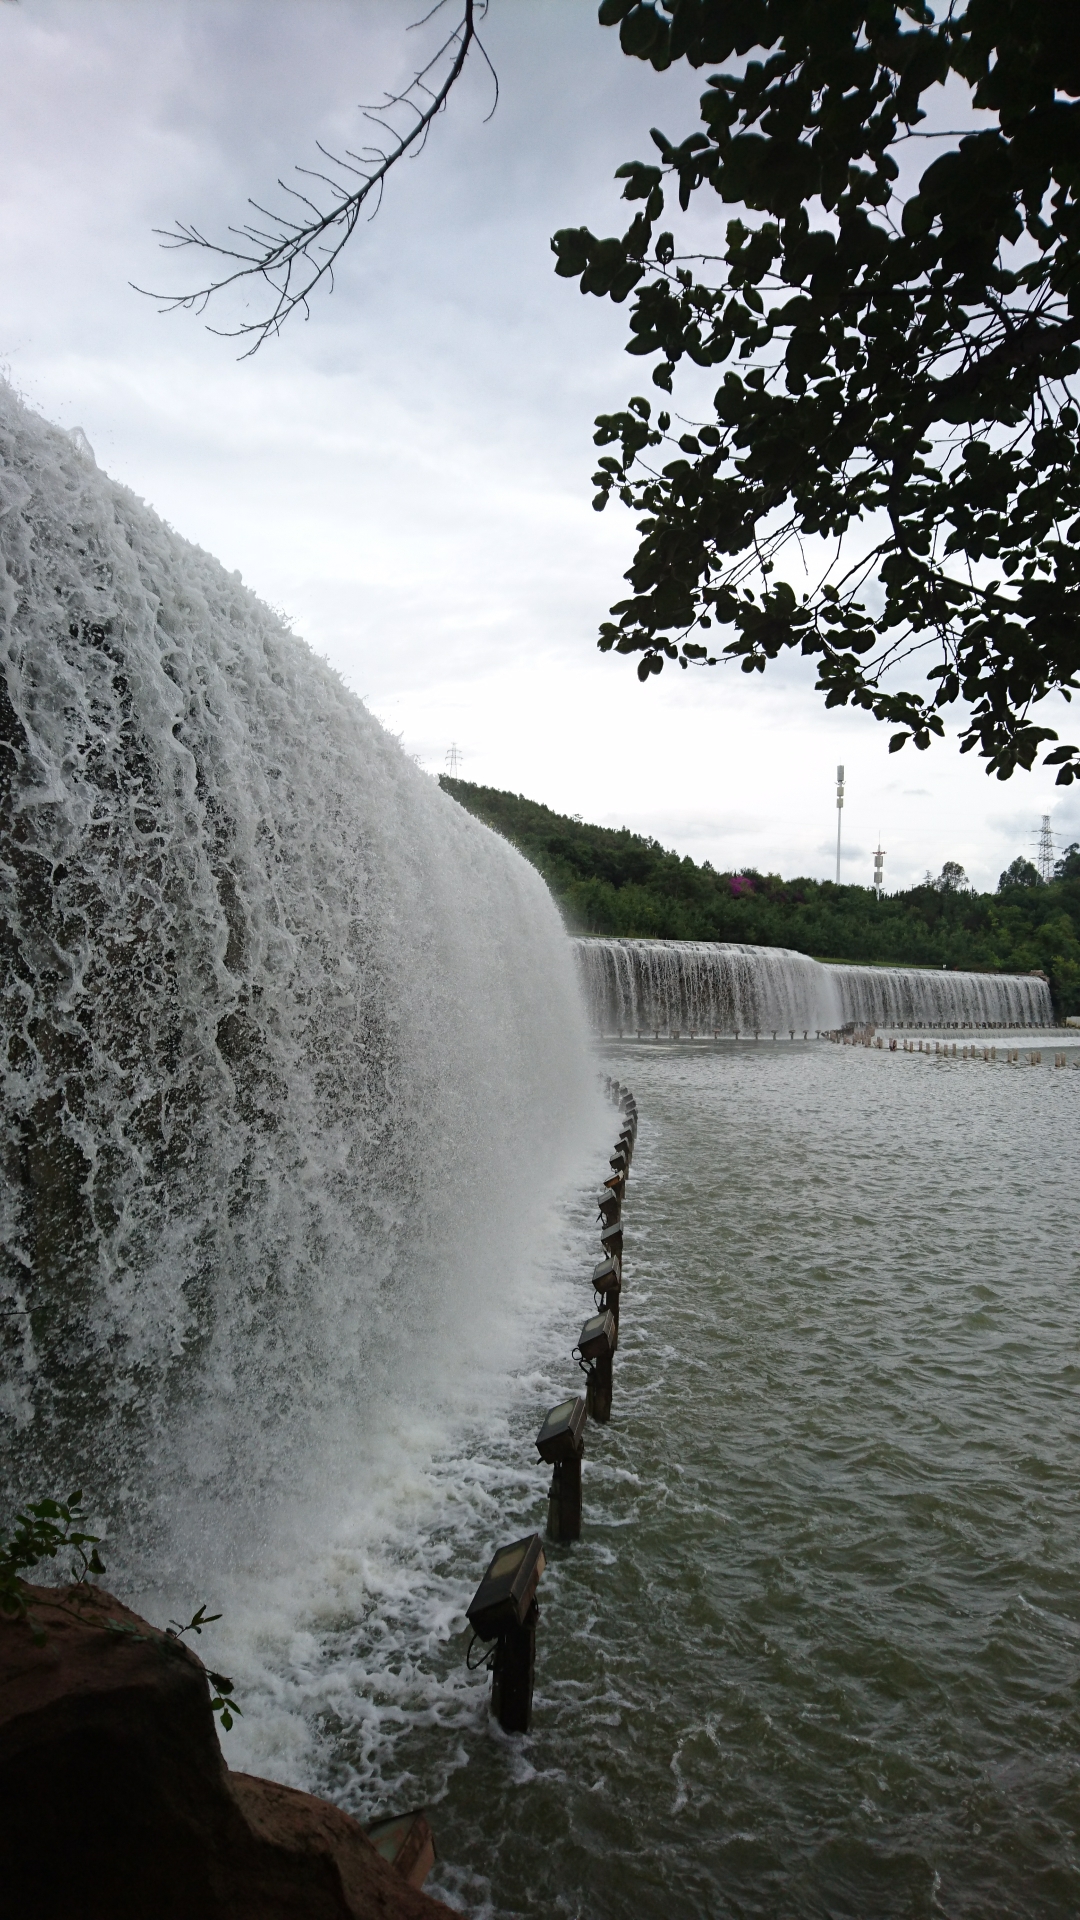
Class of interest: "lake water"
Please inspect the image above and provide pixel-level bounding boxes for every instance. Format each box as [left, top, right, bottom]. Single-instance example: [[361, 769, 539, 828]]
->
[[230, 1036, 1080, 1919]]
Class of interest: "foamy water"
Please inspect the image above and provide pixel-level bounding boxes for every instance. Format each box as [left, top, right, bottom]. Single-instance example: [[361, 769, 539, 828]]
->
[[213, 1039, 1078, 1920], [0, 377, 600, 1603]]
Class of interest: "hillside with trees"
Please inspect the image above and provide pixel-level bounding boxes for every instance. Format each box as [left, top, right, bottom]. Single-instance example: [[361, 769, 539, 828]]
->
[[440, 776, 1080, 1017]]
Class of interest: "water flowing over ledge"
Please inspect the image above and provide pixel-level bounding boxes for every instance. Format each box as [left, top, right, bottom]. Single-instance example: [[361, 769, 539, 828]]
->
[[573, 938, 1053, 1033], [0, 380, 597, 1582]]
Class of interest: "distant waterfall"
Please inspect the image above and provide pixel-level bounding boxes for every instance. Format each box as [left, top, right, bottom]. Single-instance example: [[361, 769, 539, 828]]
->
[[574, 939, 1053, 1032], [825, 962, 1051, 1028], [0, 381, 596, 1580]]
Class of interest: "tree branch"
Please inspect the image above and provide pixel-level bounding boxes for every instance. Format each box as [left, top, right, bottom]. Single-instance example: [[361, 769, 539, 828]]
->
[[135, 0, 488, 355]]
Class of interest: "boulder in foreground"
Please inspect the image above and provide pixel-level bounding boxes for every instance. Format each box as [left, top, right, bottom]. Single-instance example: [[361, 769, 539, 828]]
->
[[0, 1583, 455, 1920]]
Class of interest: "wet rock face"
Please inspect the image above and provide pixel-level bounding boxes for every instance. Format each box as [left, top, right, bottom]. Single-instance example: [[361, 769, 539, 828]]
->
[[0, 1584, 452, 1920]]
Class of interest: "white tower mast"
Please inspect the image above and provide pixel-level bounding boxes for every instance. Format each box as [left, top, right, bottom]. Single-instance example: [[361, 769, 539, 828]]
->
[[835, 765, 845, 883], [1035, 813, 1054, 882], [873, 840, 885, 897]]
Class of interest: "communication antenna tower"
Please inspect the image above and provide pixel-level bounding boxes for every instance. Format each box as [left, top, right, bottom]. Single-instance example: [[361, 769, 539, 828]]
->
[[1034, 812, 1055, 882], [835, 765, 845, 883], [873, 839, 885, 898], [445, 742, 462, 778]]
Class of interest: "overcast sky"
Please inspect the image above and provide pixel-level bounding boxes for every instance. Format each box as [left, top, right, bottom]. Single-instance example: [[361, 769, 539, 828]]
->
[[2, 0, 1076, 891]]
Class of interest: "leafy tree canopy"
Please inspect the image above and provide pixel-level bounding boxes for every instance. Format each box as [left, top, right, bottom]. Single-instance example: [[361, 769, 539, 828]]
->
[[930, 858, 970, 889], [998, 854, 1042, 887], [552, 0, 1080, 783]]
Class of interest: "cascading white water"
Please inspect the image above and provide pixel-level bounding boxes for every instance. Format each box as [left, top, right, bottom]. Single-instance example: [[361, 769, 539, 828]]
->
[[574, 937, 1053, 1032], [574, 938, 841, 1033], [825, 961, 1052, 1027], [0, 382, 597, 1586]]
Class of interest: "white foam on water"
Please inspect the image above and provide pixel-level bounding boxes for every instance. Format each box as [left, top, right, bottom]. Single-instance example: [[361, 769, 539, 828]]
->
[[200, 1195, 597, 1807]]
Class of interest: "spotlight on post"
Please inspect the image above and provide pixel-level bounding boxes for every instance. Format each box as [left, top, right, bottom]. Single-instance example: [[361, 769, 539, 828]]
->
[[577, 1308, 617, 1423], [466, 1534, 546, 1734], [596, 1187, 621, 1227], [599, 1217, 624, 1263], [591, 1253, 622, 1333], [535, 1394, 587, 1542]]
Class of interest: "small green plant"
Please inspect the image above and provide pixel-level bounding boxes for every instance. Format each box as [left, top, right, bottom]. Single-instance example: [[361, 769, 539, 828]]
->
[[167, 1605, 241, 1730], [0, 1492, 241, 1730], [0, 1491, 106, 1640]]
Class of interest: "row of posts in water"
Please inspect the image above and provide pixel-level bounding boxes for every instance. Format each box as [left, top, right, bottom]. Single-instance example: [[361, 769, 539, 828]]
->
[[463, 1075, 636, 1735], [828, 1030, 1075, 1066], [605, 1019, 1047, 1040]]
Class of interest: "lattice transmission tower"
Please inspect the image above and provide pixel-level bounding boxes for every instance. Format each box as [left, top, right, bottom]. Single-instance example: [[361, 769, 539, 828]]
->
[[445, 742, 462, 778], [1034, 813, 1055, 882]]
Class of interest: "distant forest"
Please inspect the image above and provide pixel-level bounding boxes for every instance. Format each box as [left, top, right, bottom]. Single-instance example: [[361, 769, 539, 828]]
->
[[440, 778, 1080, 1018]]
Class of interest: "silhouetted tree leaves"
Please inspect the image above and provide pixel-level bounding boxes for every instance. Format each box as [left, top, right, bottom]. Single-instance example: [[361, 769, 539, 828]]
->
[[559, 1, 1080, 783]]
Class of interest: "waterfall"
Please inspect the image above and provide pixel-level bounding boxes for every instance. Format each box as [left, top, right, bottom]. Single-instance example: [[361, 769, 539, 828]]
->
[[574, 938, 1053, 1032], [0, 382, 597, 1584], [574, 939, 841, 1033], [825, 961, 1052, 1028]]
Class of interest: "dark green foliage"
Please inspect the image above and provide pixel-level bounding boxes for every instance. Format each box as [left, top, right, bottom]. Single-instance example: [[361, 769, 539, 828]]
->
[[166, 1605, 240, 1729], [441, 775, 1080, 1013], [999, 855, 1042, 888], [558, 2, 1080, 782], [0, 1492, 106, 1639], [0, 1493, 240, 1727]]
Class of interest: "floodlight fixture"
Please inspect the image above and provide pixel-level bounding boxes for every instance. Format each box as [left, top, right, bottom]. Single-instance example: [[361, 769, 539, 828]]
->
[[467, 1534, 545, 1640], [599, 1219, 624, 1261], [577, 1309, 616, 1424], [591, 1253, 621, 1336], [536, 1396, 587, 1543], [596, 1188, 621, 1227], [591, 1253, 621, 1295], [535, 1395, 587, 1464], [577, 1309, 616, 1363], [466, 1534, 546, 1734]]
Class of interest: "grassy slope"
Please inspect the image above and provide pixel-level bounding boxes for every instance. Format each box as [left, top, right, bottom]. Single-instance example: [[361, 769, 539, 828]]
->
[[440, 777, 1080, 1016]]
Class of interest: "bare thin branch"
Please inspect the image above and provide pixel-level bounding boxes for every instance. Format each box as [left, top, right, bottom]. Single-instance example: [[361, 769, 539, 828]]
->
[[134, 1, 491, 356]]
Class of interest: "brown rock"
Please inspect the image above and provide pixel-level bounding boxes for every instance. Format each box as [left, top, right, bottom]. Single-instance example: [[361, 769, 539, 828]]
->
[[0, 1583, 457, 1920]]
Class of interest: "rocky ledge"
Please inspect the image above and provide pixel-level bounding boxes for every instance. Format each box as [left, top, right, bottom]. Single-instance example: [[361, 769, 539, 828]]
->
[[0, 1583, 455, 1919]]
